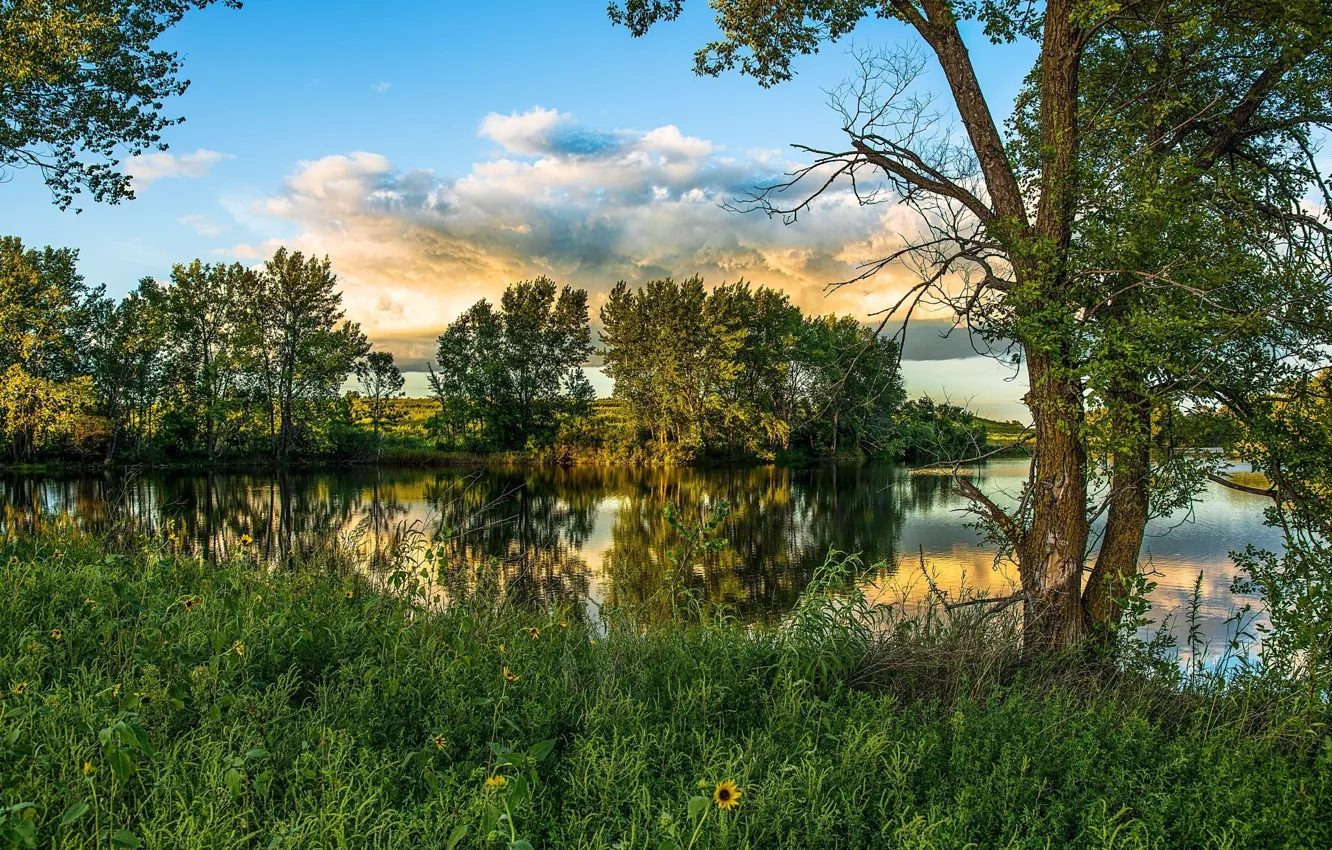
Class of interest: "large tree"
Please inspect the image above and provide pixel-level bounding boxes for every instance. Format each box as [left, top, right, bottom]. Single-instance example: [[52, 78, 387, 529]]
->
[[610, 0, 1332, 648], [1, 0, 240, 210], [0, 235, 97, 459], [432, 278, 593, 451], [249, 248, 368, 462]]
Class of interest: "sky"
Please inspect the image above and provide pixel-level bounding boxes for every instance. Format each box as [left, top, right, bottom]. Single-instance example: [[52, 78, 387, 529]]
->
[[0, 1, 1039, 420]]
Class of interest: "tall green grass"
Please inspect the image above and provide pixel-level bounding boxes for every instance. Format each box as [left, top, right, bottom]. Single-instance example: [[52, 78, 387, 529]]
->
[[0, 532, 1327, 849]]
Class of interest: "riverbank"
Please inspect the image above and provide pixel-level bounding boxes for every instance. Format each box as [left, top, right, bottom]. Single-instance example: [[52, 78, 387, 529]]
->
[[0, 533, 1325, 848]]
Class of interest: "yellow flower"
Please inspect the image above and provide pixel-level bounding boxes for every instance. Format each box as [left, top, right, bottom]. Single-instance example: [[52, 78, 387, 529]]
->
[[432, 734, 447, 750], [713, 780, 742, 810], [502, 666, 519, 683], [589, 639, 598, 646], [111, 684, 121, 697], [485, 775, 507, 790], [12, 682, 27, 695], [82, 761, 95, 775], [183, 596, 200, 612], [345, 589, 354, 599], [239, 534, 253, 546], [84, 598, 96, 610], [50, 628, 62, 641], [527, 627, 540, 640], [559, 621, 568, 630], [498, 644, 505, 654], [232, 640, 245, 658]]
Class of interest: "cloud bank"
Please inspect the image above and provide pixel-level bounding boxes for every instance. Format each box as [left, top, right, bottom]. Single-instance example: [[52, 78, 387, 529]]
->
[[230, 107, 935, 371]]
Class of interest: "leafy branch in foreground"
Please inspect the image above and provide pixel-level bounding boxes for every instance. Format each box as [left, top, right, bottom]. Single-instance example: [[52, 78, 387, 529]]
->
[[1, 0, 243, 211]]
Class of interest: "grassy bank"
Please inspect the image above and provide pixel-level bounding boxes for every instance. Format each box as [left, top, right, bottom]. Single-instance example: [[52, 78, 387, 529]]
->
[[0, 535, 1327, 849]]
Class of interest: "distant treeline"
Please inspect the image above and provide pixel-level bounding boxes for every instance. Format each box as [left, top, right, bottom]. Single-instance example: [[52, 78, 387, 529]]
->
[[0, 237, 377, 464], [429, 276, 992, 464], [2, 235, 1007, 466]]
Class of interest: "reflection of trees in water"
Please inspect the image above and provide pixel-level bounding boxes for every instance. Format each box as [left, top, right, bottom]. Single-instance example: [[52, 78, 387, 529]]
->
[[603, 464, 909, 622], [2, 463, 918, 621]]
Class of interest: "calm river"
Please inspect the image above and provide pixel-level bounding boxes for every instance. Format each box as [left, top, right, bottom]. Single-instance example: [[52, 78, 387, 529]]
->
[[0, 458, 1280, 653]]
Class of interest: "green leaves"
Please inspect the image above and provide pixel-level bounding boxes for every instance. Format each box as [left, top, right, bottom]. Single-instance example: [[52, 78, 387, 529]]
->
[[58, 801, 90, 827]]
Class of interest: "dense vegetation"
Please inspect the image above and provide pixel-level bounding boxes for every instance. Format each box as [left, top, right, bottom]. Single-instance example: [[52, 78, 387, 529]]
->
[[0, 238, 374, 464], [0, 532, 1327, 850]]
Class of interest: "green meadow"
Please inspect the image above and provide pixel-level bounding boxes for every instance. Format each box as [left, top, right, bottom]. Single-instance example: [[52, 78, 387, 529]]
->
[[0, 531, 1327, 849]]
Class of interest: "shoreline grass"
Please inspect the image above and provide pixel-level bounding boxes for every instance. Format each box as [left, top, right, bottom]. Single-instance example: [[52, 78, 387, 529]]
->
[[0, 533, 1327, 848]]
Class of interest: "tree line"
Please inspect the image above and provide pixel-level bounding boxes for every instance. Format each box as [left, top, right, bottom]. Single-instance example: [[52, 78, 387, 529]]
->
[[427, 275, 975, 462], [0, 236, 397, 464]]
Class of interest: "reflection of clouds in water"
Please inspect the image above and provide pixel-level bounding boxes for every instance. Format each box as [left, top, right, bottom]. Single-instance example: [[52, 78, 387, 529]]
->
[[0, 459, 1280, 656]]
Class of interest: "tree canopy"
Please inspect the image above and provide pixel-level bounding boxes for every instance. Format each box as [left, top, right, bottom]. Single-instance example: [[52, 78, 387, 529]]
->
[[0, 0, 240, 210]]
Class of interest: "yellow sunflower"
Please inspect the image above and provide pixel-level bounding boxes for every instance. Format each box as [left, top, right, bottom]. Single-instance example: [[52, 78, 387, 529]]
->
[[50, 628, 62, 640], [345, 589, 355, 599], [485, 775, 507, 790], [527, 627, 540, 640], [82, 761, 95, 775], [432, 734, 447, 750], [239, 534, 253, 546], [502, 666, 520, 683], [232, 640, 245, 658], [713, 780, 742, 810], [12, 682, 27, 695]]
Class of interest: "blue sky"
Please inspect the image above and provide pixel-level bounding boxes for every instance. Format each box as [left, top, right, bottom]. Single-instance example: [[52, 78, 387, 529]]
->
[[0, 1, 1038, 419]]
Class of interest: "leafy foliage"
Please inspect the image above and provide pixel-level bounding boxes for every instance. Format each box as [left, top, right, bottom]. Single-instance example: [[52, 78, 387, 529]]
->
[[0, 0, 241, 210]]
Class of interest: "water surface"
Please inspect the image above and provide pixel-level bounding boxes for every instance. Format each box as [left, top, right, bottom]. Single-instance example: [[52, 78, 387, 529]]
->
[[0, 459, 1281, 651]]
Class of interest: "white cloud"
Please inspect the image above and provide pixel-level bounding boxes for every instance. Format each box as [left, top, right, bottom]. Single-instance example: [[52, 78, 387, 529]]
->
[[124, 149, 234, 189], [226, 106, 936, 369], [373, 82, 392, 93], [178, 214, 225, 237]]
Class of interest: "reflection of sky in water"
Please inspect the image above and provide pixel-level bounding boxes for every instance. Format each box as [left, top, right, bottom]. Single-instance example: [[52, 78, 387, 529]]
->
[[0, 459, 1282, 658]]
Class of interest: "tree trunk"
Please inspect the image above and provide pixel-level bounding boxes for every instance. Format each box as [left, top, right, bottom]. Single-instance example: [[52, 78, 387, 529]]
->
[[1083, 384, 1152, 634], [1017, 349, 1090, 650]]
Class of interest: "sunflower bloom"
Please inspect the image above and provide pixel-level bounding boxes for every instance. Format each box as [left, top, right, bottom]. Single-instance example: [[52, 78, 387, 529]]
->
[[345, 589, 354, 599], [233, 640, 245, 658], [485, 775, 507, 790], [527, 627, 540, 640], [82, 761, 95, 775], [559, 621, 568, 630], [50, 628, 62, 640], [12, 682, 27, 695], [713, 780, 742, 810], [239, 534, 253, 546], [432, 734, 447, 750], [503, 666, 519, 683]]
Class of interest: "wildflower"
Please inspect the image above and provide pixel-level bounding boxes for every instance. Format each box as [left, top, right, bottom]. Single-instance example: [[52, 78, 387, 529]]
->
[[498, 644, 505, 654], [111, 684, 121, 697], [84, 598, 96, 610], [82, 761, 95, 775], [345, 589, 354, 599], [589, 639, 598, 646], [559, 621, 568, 630], [239, 534, 253, 546], [232, 640, 245, 658], [527, 627, 540, 640], [485, 775, 507, 790], [12, 682, 27, 695], [50, 628, 62, 641], [502, 666, 519, 683], [432, 734, 447, 750], [183, 596, 200, 612], [713, 780, 742, 811]]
